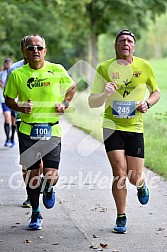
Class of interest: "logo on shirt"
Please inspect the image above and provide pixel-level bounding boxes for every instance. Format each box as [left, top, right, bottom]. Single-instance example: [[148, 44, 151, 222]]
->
[[112, 72, 120, 79], [133, 71, 142, 77], [123, 79, 132, 97], [27, 78, 50, 89]]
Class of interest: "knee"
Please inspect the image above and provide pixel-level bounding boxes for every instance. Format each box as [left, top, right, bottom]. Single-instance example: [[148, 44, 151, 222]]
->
[[27, 169, 41, 187], [128, 171, 144, 186], [44, 169, 59, 186], [112, 171, 127, 189]]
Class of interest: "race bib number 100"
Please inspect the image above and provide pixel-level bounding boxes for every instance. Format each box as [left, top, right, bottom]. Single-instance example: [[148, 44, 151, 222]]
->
[[30, 123, 52, 140], [112, 100, 135, 118]]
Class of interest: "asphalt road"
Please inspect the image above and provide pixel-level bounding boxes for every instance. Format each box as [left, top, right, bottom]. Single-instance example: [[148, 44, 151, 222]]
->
[[0, 114, 167, 252]]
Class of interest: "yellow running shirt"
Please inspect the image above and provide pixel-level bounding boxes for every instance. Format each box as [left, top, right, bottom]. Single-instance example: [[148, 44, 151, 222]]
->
[[91, 57, 158, 133], [4, 61, 74, 136]]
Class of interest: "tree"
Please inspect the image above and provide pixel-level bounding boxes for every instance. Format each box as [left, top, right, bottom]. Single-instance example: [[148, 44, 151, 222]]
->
[[0, 0, 167, 68], [85, 0, 167, 66]]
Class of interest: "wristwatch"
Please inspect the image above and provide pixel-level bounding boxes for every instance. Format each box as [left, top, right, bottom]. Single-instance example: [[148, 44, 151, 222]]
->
[[145, 101, 152, 109], [63, 101, 69, 108]]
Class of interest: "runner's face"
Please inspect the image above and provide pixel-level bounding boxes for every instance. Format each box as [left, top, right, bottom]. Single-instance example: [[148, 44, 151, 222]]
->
[[4, 61, 12, 70], [115, 35, 135, 59], [25, 36, 47, 64]]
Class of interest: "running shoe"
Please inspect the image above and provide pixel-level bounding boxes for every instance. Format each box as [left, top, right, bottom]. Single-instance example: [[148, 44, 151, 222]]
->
[[137, 182, 150, 205], [28, 212, 43, 230], [112, 216, 127, 234], [22, 198, 31, 208], [10, 140, 15, 148], [4, 140, 12, 147], [43, 187, 55, 209]]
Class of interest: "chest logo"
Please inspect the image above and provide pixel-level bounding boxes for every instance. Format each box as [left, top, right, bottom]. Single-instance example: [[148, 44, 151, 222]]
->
[[27, 77, 50, 89], [112, 72, 120, 79], [133, 71, 142, 77]]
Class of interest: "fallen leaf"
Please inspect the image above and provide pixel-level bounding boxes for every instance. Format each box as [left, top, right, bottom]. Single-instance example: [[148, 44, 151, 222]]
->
[[157, 227, 165, 231], [90, 244, 99, 249], [91, 207, 97, 211], [53, 243, 59, 245], [100, 243, 109, 249], [93, 234, 99, 238], [24, 240, 32, 243], [100, 208, 107, 212], [38, 236, 45, 239]]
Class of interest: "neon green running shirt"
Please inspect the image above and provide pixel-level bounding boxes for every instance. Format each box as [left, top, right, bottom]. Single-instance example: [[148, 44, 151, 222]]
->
[[91, 56, 158, 133], [4, 61, 74, 136]]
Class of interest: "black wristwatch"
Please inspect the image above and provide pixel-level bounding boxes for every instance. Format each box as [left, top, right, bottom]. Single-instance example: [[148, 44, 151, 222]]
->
[[63, 101, 69, 108], [145, 101, 152, 109]]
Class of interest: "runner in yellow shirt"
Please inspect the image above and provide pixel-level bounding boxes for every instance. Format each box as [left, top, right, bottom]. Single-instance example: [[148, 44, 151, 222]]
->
[[89, 29, 160, 234], [5, 34, 76, 230]]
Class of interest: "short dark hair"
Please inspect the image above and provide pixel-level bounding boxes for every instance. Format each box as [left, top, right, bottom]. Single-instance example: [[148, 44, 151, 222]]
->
[[4, 58, 13, 63], [115, 29, 136, 43]]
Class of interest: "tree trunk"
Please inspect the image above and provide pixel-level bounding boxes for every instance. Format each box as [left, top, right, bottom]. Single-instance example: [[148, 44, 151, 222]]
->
[[88, 31, 98, 68], [86, 0, 98, 68]]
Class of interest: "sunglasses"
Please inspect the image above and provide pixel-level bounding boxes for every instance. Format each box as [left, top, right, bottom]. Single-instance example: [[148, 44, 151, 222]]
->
[[26, 45, 45, 51]]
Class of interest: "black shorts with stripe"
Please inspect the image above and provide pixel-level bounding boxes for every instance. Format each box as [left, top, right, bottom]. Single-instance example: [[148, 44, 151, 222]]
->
[[18, 132, 61, 170]]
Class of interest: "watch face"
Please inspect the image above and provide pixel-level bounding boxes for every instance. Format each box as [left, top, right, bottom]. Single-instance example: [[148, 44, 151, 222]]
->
[[63, 101, 69, 108]]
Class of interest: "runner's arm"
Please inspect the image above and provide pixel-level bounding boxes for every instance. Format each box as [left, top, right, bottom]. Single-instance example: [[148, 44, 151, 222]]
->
[[5, 96, 32, 114], [88, 82, 118, 108], [137, 89, 161, 113], [56, 83, 76, 114]]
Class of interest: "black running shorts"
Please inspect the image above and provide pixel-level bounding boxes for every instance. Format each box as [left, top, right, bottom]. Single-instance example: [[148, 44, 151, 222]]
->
[[103, 129, 144, 158], [19, 132, 61, 170]]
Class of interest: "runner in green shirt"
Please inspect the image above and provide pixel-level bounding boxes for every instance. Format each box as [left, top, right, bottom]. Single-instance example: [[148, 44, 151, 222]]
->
[[89, 29, 160, 234], [5, 34, 76, 230]]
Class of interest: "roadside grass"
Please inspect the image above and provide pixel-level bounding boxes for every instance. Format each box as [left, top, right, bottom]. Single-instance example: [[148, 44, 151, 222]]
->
[[144, 116, 167, 177], [66, 58, 167, 178], [66, 91, 104, 141]]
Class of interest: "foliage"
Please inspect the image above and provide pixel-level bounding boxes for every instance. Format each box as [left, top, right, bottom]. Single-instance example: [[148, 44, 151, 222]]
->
[[0, 0, 167, 67]]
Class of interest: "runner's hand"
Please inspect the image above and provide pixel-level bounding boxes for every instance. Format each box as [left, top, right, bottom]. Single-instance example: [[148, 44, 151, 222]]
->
[[136, 101, 148, 113], [104, 82, 118, 97], [19, 100, 33, 114], [55, 103, 66, 115]]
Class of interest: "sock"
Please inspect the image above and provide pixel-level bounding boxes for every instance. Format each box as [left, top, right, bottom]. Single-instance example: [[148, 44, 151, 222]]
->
[[4, 123, 10, 141], [137, 182, 144, 190], [26, 184, 41, 211], [117, 213, 126, 218], [40, 177, 52, 193], [45, 182, 53, 192], [32, 206, 40, 213], [11, 124, 16, 142]]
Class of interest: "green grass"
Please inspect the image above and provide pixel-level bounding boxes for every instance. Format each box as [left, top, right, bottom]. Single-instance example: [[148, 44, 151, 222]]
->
[[143, 58, 167, 177], [66, 58, 167, 178], [65, 91, 104, 141]]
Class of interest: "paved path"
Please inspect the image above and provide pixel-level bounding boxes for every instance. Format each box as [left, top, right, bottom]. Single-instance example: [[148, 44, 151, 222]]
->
[[0, 111, 167, 252]]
